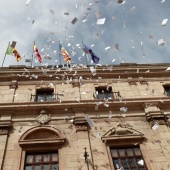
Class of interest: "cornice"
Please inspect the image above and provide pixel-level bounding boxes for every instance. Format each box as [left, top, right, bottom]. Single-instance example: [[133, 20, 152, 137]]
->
[[0, 97, 170, 115]]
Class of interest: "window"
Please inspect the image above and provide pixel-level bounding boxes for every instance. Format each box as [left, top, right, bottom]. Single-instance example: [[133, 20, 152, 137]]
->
[[110, 146, 147, 170], [95, 87, 113, 99], [163, 85, 170, 96], [25, 152, 58, 170], [36, 89, 54, 102]]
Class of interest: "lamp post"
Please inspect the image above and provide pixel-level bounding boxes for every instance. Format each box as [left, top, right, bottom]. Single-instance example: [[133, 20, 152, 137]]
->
[[84, 147, 90, 170]]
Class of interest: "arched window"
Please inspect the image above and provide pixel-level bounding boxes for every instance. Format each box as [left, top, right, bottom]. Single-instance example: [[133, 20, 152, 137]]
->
[[18, 126, 65, 170]]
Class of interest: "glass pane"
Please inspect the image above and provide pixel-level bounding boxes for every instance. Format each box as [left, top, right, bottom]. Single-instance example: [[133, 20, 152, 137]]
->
[[134, 148, 141, 156], [121, 158, 128, 168], [52, 153, 58, 161], [140, 168, 145, 170], [111, 149, 118, 157], [126, 148, 133, 156], [52, 164, 58, 170], [44, 154, 50, 162], [35, 165, 40, 170], [43, 165, 49, 170], [25, 166, 32, 170], [129, 158, 136, 167], [105, 92, 112, 99], [35, 155, 41, 162], [97, 93, 103, 99], [26, 155, 33, 163], [113, 159, 119, 169], [46, 95, 53, 101], [37, 95, 44, 102], [118, 149, 125, 156], [132, 169, 138, 170]]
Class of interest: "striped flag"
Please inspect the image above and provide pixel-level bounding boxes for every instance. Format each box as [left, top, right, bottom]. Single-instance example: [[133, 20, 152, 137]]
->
[[34, 42, 43, 63], [59, 42, 71, 63]]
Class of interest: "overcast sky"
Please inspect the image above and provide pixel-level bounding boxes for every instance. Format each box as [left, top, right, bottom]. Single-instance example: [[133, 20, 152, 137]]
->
[[0, 0, 170, 67]]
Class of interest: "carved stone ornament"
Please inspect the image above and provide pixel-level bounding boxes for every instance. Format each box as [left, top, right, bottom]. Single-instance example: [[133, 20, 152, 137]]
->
[[36, 109, 51, 124], [146, 112, 169, 127], [0, 127, 9, 135], [75, 125, 88, 132], [101, 123, 145, 145]]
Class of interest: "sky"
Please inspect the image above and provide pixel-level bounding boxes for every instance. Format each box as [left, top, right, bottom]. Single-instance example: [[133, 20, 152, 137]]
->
[[0, 0, 170, 67]]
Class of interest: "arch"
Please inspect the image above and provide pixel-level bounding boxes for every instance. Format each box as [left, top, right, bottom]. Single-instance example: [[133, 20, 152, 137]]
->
[[18, 126, 65, 148]]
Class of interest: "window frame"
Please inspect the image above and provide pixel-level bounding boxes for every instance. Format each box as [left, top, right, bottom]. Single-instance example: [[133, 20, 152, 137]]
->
[[19, 126, 65, 170], [163, 85, 170, 96], [109, 146, 148, 170], [36, 88, 54, 102], [24, 151, 59, 170], [95, 86, 113, 99]]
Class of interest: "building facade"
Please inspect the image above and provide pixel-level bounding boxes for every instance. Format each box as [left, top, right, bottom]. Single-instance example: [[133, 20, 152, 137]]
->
[[0, 63, 170, 170]]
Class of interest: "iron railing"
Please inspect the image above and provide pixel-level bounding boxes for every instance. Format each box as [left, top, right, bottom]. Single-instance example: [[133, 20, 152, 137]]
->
[[30, 93, 64, 102]]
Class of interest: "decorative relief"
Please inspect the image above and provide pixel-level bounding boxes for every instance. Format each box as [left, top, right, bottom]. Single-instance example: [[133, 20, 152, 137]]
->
[[0, 127, 9, 135], [75, 125, 88, 132], [36, 109, 51, 124], [25, 130, 60, 140], [146, 112, 169, 127]]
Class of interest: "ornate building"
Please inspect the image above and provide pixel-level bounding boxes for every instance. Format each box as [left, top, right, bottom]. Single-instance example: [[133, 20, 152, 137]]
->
[[0, 63, 170, 170]]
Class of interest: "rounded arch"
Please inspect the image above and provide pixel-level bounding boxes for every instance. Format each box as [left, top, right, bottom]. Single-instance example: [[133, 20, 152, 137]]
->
[[18, 126, 65, 148]]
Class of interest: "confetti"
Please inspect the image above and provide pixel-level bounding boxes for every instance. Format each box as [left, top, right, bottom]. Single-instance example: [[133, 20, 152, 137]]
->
[[96, 18, 106, 25]]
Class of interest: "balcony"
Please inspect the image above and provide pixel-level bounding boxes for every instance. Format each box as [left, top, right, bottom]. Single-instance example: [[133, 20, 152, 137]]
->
[[30, 93, 64, 102]]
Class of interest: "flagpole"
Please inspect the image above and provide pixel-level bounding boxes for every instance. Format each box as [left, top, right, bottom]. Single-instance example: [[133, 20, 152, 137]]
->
[[2, 42, 10, 67], [1, 53, 7, 67], [59, 41, 62, 66], [82, 41, 88, 66], [31, 41, 35, 67]]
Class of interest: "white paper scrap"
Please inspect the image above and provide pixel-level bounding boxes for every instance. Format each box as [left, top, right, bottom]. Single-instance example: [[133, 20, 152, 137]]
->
[[152, 122, 159, 130], [161, 19, 168, 26], [96, 18, 106, 25], [105, 46, 110, 50], [137, 159, 144, 166], [85, 114, 95, 127]]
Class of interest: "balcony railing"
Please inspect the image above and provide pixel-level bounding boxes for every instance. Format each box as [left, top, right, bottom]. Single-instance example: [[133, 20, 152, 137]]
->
[[94, 91, 121, 100], [30, 93, 64, 102]]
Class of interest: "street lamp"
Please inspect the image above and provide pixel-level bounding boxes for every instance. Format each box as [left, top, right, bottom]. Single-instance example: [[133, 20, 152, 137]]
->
[[84, 147, 90, 170]]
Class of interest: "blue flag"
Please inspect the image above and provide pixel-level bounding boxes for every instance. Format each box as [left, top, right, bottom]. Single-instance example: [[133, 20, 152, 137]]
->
[[83, 44, 100, 64]]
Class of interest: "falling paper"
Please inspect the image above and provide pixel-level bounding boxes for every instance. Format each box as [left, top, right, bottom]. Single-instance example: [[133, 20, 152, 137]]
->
[[166, 67, 170, 71], [115, 43, 119, 50], [161, 0, 165, 3], [105, 46, 110, 50], [138, 159, 144, 166], [152, 122, 159, 130], [161, 19, 168, 26], [120, 107, 128, 112], [71, 17, 78, 25], [96, 18, 106, 25], [157, 39, 165, 46], [26, 0, 31, 5], [85, 114, 95, 127], [50, 9, 55, 15]]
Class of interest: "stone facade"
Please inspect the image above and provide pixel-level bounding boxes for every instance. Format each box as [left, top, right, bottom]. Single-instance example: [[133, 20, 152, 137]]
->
[[0, 64, 170, 170]]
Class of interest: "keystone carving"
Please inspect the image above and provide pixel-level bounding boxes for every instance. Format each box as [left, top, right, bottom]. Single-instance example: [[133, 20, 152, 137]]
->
[[36, 109, 51, 124]]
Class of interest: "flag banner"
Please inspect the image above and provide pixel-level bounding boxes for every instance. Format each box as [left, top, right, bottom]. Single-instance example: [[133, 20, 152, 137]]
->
[[34, 43, 43, 63], [13, 48, 22, 61], [6, 43, 14, 55], [59, 42, 71, 63], [83, 44, 100, 64]]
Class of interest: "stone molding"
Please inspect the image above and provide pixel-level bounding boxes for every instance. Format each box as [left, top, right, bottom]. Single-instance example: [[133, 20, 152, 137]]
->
[[18, 126, 65, 148], [101, 123, 144, 146], [0, 122, 12, 135]]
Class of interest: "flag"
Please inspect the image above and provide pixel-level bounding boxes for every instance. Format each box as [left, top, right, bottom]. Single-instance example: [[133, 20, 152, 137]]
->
[[6, 44, 14, 55], [59, 42, 71, 63], [13, 48, 22, 61], [34, 43, 43, 63], [83, 44, 100, 64]]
